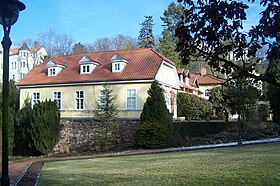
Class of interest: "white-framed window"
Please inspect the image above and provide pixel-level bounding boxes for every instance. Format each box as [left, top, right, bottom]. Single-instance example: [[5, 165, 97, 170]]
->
[[32, 92, 40, 107], [75, 90, 84, 110], [53, 91, 62, 110], [82, 65, 90, 74], [49, 68, 56, 76], [114, 63, 120, 72], [126, 89, 136, 110], [205, 89, 210, 97]]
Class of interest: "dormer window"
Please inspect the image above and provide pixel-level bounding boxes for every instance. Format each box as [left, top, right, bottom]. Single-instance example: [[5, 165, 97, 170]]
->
[[79, 56, 100, 74], [49, 68, 56, 76], [82, 65, 90, 73], [114, 63, 120, 72], [111, 54, 129, 72], [46, 59, 66, 77]]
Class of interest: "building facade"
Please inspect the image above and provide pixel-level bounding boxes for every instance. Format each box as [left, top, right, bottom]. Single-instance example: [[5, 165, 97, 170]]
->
[[0, 42, 48, 83], [18, 48, 180, 120]]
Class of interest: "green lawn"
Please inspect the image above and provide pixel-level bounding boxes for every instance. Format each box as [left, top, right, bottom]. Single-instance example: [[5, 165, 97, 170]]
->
[[38, 143, 280, 186]]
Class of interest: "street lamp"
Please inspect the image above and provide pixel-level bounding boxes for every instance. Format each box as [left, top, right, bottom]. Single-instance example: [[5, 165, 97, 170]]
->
[[0, 0, 25, 185]]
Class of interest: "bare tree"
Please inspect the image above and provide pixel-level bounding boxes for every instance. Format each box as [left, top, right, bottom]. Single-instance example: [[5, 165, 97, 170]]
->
[[94, 37, 112, 51], [85, 42, 96, 52], [38, 28, 75, 57], [111, 34, 138, 50]]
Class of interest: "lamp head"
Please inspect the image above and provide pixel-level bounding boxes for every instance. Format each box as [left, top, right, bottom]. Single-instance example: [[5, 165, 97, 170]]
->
[[0, 0, 26, 27]]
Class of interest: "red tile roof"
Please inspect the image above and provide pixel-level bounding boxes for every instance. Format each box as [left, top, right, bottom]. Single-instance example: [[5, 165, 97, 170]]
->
[[18, 48, 175, 86], [190, 73, 224, 85]]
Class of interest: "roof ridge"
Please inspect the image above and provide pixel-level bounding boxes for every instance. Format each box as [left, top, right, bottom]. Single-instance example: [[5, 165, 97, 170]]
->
[[149, 48, 176, 66], [54, 48, 150, 58]]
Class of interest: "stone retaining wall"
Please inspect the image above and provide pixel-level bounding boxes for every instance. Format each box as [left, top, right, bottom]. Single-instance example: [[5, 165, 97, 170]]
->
[[54, 119, 140, 153]]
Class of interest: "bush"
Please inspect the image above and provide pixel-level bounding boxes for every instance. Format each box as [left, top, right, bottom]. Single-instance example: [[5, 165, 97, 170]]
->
[[135, 121, 170, 148], [135, 81, 173, 148], [267, 84, 280, 124], [14, 100, 60, 155], [178, 93, 212, 120]]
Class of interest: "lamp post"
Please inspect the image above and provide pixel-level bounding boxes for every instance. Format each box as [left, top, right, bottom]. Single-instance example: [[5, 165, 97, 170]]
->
[[0, 0, 25, 185]]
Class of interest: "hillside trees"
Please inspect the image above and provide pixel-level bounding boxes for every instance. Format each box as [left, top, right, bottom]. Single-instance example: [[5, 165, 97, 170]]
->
[[176, 0, 280, 87], [135, 81, 173, 148], [72, 42, 88, 54], [159, 2, 183, 66], [38, 28, 75, 57], [138, 15, 155, 48]]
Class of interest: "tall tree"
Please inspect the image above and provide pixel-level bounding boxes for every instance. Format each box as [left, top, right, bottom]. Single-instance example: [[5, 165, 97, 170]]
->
[[159, 2, 183, 66], [138, 15, 155, 48], [94, 84, 119, 151], [176, 0, 280, 87], [38, 28, 75, 57], [72, 42, 88, 54]]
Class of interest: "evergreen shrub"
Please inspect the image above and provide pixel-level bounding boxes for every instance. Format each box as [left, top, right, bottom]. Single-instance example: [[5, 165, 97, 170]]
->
[[15, 100, 60, 155], [178, 92, 212, 120], [135, 81, 173, 148]]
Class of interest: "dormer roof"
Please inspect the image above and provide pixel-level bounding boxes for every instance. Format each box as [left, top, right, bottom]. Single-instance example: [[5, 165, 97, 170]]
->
[[110, 54, 129, 63], [79, 55, 100, 65], [46, 59, 66, 68]]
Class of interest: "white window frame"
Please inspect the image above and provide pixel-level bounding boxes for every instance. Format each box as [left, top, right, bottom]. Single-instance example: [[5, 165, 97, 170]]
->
[[114, 63, 120, 72], [126, 89, 136, 110], [32, 92, 40, 107], [53, 91, 62, 110], [81, 65, 90, 74], [75, 90, 84, 110], [49, 68, 56, 76], [205, 89, 210, 97]]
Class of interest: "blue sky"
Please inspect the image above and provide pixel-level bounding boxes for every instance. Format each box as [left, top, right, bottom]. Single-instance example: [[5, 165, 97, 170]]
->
[[3, 0, 264, 47]]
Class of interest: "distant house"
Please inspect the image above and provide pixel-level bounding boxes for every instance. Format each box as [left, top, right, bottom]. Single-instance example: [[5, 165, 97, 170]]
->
[[0, 42, 48, 83], [178, 67, 224, 99], [18, 48, 180, 120]]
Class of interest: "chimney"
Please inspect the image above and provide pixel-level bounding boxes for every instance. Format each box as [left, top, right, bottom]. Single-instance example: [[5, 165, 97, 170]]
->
[[201, 67, 206, 76], [34, 41, 39, 49]]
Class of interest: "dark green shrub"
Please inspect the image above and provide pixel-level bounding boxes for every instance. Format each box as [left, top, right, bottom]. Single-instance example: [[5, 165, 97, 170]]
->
[[15, 99, 60, 155], [0, 80, 19, 155], [178, 93, 212, 120], [135, 81, 173, 148], [267, 84, 280, 124], [135, 121, 169, 148], [173, 121, 237, 139]]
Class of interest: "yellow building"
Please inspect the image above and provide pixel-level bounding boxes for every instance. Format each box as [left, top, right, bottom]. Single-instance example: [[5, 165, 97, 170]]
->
[[18, 48, 180, 120], [177, 67, 224, 99]]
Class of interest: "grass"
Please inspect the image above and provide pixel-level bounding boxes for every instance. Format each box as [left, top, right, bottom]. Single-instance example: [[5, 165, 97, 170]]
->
[[38, 143, 280, 186]]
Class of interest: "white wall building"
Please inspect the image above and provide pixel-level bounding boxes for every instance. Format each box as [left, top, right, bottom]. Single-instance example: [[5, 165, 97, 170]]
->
[[0, 42, 48, 83]]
